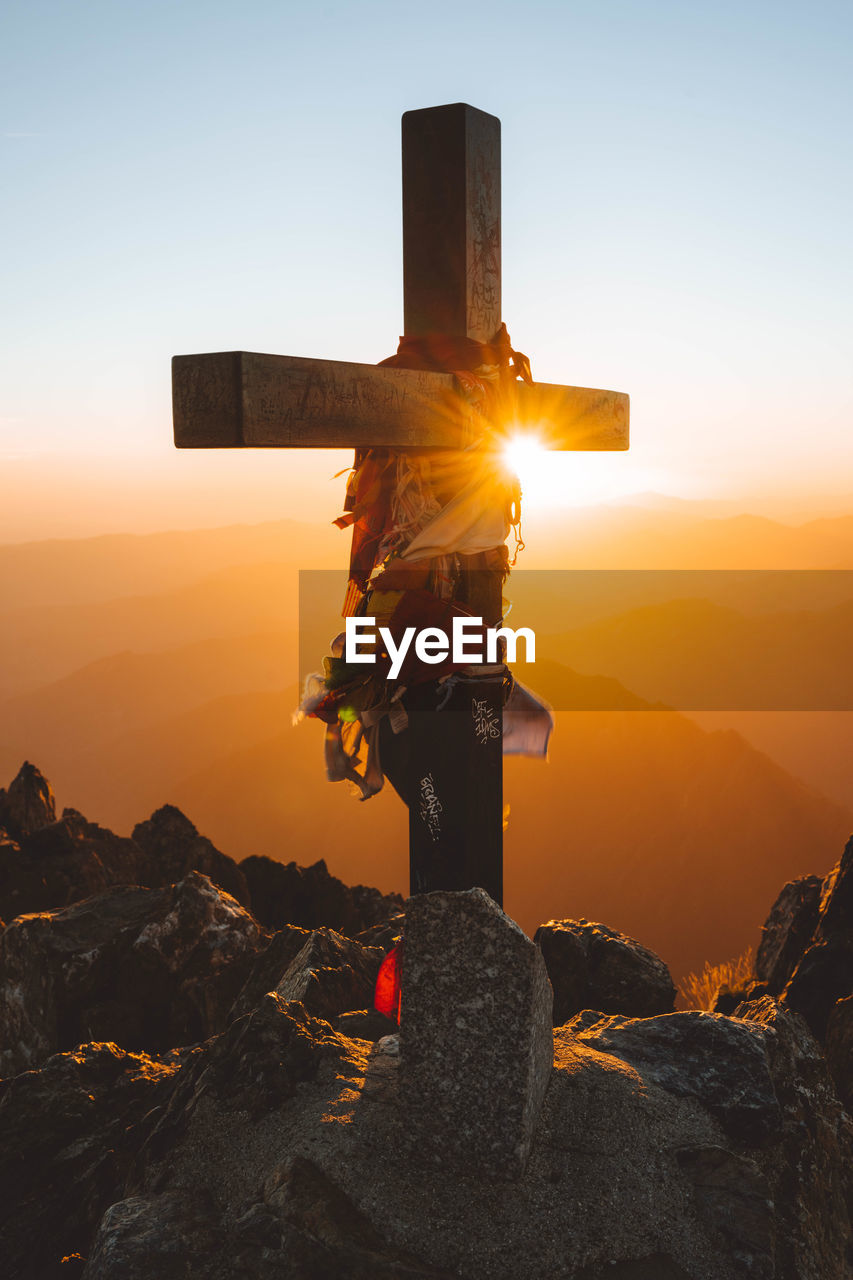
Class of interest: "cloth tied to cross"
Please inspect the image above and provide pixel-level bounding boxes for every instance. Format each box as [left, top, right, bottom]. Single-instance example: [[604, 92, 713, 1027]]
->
[[298, 323, 553, 802]]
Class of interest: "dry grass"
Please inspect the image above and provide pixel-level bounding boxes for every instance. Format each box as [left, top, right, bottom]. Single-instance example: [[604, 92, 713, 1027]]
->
[[680, 946, 754, 1011]]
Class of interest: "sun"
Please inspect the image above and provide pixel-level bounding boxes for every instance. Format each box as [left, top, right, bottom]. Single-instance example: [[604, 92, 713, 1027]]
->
[[502, 433, 548, 477], [500, 429, 668, 509]]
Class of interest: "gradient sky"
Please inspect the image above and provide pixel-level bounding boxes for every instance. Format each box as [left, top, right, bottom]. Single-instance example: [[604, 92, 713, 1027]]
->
[[2, 0, 851, 536]]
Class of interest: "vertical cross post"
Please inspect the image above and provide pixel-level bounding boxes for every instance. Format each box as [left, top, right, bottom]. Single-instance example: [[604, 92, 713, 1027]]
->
[[392, 104, 505, 906], [402, 103, 500, 342]]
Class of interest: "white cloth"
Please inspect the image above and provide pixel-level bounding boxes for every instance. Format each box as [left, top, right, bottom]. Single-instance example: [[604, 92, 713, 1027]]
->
[[398, 456, 510, 562], [502, 679, 554, 758]]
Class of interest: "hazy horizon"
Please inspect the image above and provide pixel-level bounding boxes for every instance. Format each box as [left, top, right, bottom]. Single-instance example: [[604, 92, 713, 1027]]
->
[[3, 449, 853, 546], [3, 505, 853, 983]]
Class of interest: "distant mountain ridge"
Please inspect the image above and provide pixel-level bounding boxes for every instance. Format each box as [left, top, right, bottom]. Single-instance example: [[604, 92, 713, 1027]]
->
[[1, 511, 852, 982], [536, 594, 853, 710]]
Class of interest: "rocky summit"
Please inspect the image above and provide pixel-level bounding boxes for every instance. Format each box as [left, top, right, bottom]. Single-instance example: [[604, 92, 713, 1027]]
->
[[0, 762, 852, 1279]]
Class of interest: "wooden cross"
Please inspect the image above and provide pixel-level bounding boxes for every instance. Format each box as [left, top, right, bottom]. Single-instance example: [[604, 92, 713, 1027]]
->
[[172, 102, 629, 907]]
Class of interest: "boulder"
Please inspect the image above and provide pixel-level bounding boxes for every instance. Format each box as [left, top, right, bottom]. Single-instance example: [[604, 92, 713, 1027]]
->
[[239, 853, 403, 935], [274, 927, 384, 1023], [0, 761, 56, 837], [534, 918, 676, 1024], [0, 1041, 180, 1280], [0, 872, 265, 1076], [568, 1009, 781, 1145], [755, 874, 822, 993], [735, 996, 853, 1277], [131, 805, 250, 906], [825, 993, 853, 1112], [399, 888, 553, 1179]]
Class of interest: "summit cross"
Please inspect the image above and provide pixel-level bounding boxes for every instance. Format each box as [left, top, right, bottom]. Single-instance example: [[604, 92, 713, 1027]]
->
[[172, 102, 629, 906]]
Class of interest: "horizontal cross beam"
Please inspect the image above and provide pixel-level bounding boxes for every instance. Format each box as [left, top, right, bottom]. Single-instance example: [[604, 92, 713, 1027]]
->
[[172, 351, 629, 452]]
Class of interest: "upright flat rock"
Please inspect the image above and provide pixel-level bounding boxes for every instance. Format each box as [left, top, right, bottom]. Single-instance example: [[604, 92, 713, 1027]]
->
[[399, 888, 553, 1180]]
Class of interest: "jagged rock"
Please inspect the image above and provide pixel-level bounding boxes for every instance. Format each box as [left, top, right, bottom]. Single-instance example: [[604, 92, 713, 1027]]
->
[[782, 935, 853, 1040], [335, 1008, 400, 1040], [568, 1009, 781, 1144], [274, 928, 384, 1023], [228, 922, 311, 1020], [231, 919, 383, 1035], [0, 777, 249, 923], [756, 874, 823, 993], [0, 808, 151, 924], [0, 872, 265, 1076], [400, 888, 553, 1179], [534, 918, 676, 1024], [734, 996, 853, 1277], [354, 910, 405, 952], [134, 995, 349, 1169], [240, 853, 402, 935], [132, 805, 250, 906], [773, 835, 853, 1040], [825, 994, 853, 1111], [0, 1041, 180, 1280], [737, 835, 853, 1045], [0, 768, 403, 955], [0, 761, 56, 838], [817, 832, 853, 935]]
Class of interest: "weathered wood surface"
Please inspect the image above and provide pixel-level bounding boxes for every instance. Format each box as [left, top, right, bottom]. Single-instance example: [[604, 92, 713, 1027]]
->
[[515, 380, 630, 451], [402, 102, 500, 343], [173, 351, 629, 451], [173, 352, 476, 449]]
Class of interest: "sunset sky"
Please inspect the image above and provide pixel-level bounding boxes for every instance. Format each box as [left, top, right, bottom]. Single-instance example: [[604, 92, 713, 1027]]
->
[[2, 0, 851, 539]]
